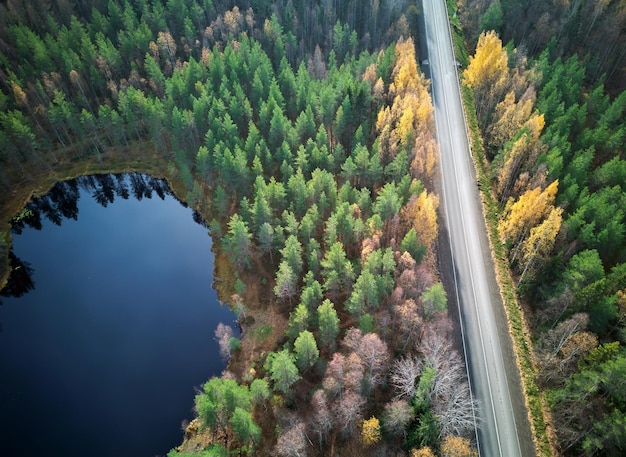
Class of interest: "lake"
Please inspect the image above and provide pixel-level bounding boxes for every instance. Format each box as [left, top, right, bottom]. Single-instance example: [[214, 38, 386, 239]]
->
[[0, 173, 237, 457]]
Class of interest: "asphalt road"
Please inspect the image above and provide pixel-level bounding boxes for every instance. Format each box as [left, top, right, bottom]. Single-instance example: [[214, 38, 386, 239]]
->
[[420, 0, 536, 455]]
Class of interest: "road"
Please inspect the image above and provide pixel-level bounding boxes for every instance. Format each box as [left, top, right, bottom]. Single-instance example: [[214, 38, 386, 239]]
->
[[420, 0, 536, 456]]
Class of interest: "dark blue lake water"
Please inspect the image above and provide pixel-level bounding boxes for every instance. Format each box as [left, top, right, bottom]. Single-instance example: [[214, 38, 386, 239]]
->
[[0, 174, 236, 457]]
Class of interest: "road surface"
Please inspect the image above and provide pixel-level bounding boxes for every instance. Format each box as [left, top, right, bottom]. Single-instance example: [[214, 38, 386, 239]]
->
[[420, 0, 536, 456]]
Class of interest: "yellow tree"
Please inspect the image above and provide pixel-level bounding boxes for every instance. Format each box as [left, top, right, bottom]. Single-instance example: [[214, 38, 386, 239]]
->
[[411, 447, 436, 457], [440, 436, 478, 457], [495, 114, 545, 203], [403, 190, 439, 253], [377, 37, 433, 163], [499, 180, 559, 256], [361, 416, 381, 446], [486, 90, 538, 151], [410, 132, 438, 188], [463, 30, 509, 127], [518, 206, 563, 283]]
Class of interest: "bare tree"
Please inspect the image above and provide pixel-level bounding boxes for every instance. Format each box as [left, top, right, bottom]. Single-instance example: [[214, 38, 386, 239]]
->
[[341, 327, 363, 353], [394, 298, 423, 350], [536, 313, 598, 386], [356, 333, 390, 392], [418, 329, 479, 438], [231, 293, 246, 321], [382, 399, 413, 437], [537, 313, 590, 356], [341, 329, 389, 393], [333, 390, 365, 437], [309, 389, 333, 448], [322, 353, 346, 398], [275, 420, 308, 457], [398, 268, 419, 298], [390, 356, 422, 399], [215, 322, 234, 360], [433, 379, 480, 438], [322, 352, 364, 398]]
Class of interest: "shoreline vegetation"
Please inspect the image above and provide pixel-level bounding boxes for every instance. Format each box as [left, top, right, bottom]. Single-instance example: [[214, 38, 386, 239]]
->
[[3, 1, 626, 456]]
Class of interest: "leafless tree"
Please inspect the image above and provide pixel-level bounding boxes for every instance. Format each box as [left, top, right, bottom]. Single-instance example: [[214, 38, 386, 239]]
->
[[398, 268, 419, 299], [231, 293, 246, 321], [382, 399, 413, 437], [394, 298, 423, 350], [433, 379, 480, 438], [215, 322, 234, 360], [341, 327, 363, 353], [418, 329, 479, 438], [356, 333, 390, 392], [275, 420, 308, 457], [536, 313, 598, 386], [341, 329, 389, 393], [322, 352, 364, 399], [390, 355, 422, 399], [309, 389, 333, 448], [397, 250, 417, 272], [537, 313, 589, 356], [332, 390, 365, 437]]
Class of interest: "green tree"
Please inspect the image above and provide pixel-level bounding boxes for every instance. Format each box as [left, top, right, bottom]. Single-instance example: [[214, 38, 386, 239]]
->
[[287, 303, 310, 342], [226, 214, 252, 270], [195, 378, 251, 438], [317, 299, 340, 349], [321, 241, 355, 298], [229, 407, 260, 448], [294, 330, 320, 371], [401, 227, 425, 263], [249, 379, 270, 406], [274, 261, 298, 302], [422, 283, 447, 319], [280, 234, 303, 277], [265, 350, 300, 394]]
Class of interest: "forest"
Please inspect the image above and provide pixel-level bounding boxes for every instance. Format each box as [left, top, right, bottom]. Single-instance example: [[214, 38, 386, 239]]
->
[[2, 0, 625, 456], [0, 1, 476, 457], [459, 0, 626, 455]]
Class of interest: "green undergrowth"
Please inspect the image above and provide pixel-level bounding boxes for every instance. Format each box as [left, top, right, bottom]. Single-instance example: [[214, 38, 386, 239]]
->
[[445, 0, 469, 68]]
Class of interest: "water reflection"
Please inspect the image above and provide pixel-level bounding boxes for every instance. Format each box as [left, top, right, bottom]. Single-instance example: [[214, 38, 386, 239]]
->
[[3, 172, 208, 301], [0, 251, 35, 299], [11, 173, 172, 235], [0, 172, 234, 457]]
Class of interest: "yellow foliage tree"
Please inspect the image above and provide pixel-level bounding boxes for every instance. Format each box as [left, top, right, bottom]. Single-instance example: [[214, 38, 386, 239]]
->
[[411, 131, 439, 187], [518, 206, 563, 282], [463, 30, 508, 90], [361, 416, 381, 446], [403, 190, 439, 253], [377, 37, 433, 163], [617, 289, 626, 326], [463, 30, 509, 127], [499, 180, 559, 251], [440, 436, 478, 457], [411, 447, 436, 457], [496, 131, 543, 202], [487, 90, 534, 149]]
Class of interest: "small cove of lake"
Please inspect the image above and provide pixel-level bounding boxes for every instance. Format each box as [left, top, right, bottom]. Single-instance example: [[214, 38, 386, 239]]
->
[[0, 173, 237, 457]]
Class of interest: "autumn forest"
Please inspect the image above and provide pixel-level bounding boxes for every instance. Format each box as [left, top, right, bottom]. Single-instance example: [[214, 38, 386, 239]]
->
[[1, 0, 625, 456]]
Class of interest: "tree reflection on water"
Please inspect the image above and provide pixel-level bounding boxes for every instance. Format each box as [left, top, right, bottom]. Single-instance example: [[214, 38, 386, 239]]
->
[[1, 172, 205, 301]]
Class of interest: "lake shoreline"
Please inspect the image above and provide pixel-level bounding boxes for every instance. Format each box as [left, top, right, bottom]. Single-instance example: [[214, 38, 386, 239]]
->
[[3, 164, 239, 452]]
